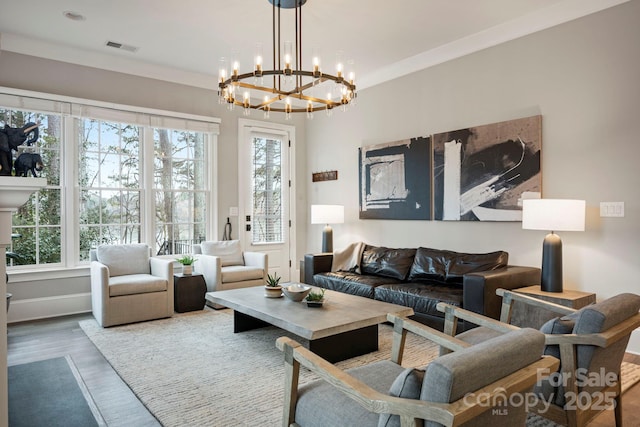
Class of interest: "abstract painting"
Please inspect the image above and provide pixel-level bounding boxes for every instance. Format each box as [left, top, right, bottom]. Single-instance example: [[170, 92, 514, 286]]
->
[[359, 136, 431, 220], [432, 115, 541, 221]]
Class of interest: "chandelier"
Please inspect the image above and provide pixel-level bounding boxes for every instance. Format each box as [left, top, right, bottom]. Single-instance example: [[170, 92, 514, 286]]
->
[[217, 0, 356, 119]]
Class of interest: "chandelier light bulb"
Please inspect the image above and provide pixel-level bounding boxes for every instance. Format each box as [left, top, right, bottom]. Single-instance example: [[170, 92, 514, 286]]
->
[[216, 0, 356, 117]]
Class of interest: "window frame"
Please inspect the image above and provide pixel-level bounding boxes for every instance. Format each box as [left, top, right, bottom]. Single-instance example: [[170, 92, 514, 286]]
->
[[1, 87, 220, 282]]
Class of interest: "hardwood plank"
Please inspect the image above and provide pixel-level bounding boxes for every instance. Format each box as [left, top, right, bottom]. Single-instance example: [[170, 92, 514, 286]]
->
[[7, 314, 160, 427]]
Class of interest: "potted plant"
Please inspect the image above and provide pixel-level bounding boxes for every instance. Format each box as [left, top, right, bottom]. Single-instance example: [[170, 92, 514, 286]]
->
[[264, 272, 282, 298], [176, 254, 197, 275], [304, 288, 326, 307]]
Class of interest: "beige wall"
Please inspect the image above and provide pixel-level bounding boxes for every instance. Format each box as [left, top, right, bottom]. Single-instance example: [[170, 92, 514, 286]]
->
[[305, 1, 640, 305]]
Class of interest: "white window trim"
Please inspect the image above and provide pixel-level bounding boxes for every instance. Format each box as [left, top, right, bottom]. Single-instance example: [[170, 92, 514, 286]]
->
[[1, 86, 220, 281]]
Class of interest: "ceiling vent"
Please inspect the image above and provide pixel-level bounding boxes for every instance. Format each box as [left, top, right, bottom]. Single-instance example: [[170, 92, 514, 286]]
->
[[105, 41, 139, 53]]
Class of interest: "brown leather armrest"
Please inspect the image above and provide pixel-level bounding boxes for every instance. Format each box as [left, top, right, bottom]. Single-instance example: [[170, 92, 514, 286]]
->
[[463, 266, 541, 319], [303, 253, 333, 285]]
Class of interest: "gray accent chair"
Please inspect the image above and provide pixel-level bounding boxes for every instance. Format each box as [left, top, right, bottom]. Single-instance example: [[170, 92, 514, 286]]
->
[[277, 314, 558, 427], [437, 290, 640, 427], [193, 240, 267, 308], [90, 244, 174, 327]]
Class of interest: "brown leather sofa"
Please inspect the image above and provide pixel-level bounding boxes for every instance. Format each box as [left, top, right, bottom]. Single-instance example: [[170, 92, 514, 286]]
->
[[304, 245, 540, 331]]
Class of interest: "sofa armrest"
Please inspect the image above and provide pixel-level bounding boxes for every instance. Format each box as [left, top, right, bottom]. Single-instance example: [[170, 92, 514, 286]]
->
[[303, 253, 333, 285], [463, 266, 541, 320], [243, 252, 268, 284], [193, 254, 222, 292]]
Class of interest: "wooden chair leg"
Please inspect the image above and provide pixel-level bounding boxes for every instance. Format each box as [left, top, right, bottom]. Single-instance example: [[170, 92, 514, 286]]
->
[[614, 393, 622, 426]]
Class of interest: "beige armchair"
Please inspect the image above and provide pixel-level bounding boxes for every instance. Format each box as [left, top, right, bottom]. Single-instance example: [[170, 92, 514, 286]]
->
[[437, 290, 640, 427], [90, 243, 174, 327], [193, 240, 267, 308], [277, 313, 558, 427]]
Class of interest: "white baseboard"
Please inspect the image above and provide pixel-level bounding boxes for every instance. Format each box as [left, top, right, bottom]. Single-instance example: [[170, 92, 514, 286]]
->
[[7, 293, 92, 324]]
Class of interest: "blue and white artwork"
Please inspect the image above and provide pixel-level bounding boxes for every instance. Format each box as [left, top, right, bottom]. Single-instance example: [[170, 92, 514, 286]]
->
[[359, 136, 431, 220]]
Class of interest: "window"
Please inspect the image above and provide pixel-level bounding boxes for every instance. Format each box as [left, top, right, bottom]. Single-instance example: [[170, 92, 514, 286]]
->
[[251, 135, 283, 244], [78, 119, 142, 260], [1, 91, 219, 271], [1, 108, 62, 267], [154, 129, 207, 255]]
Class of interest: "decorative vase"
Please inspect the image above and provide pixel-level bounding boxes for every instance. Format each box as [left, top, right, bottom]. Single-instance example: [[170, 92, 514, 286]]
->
[[182, 265, 193, 275], [264, 285, 282, 298]]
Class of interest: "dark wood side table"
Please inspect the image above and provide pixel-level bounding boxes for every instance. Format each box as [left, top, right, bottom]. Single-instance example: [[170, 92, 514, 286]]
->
[[510, 285, 596, 329], [173, 273, 207, 313]]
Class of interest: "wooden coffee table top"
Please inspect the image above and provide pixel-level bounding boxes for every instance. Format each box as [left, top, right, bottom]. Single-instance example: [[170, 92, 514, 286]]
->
[[206, 286, 414, 340]]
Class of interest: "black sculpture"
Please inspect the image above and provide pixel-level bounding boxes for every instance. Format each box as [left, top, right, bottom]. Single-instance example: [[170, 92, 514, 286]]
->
[[0, 122, 39, 175], [14, 153, 44, 177]]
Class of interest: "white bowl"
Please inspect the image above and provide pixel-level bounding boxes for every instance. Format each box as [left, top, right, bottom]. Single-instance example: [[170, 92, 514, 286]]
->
[[282, 284, 312, 302]]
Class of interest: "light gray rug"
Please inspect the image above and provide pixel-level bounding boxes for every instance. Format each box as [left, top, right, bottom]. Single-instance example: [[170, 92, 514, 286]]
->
[[79, 309, 439, 427], [79, 309, 640, 427]]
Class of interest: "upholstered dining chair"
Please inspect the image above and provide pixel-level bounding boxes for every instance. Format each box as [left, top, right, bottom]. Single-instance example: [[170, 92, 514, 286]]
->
[[437, 290, 640, 427], [90, 243, 174, 327], [277, 313, 558, 427], [193, 240, 267, 308]]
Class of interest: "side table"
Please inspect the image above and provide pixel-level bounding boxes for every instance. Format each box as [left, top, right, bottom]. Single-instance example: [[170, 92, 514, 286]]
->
[[174, 273, 207, 313], [510, 285, 596, 329]]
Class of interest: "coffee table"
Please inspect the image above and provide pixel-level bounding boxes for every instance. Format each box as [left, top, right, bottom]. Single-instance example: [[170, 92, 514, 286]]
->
[[206, 286, 414, 362]]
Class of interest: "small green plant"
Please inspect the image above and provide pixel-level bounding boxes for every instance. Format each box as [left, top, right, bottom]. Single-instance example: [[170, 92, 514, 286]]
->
[[306, 288, 325, 302], [265, 272, 281, 287], [176, 254, 197, 265]]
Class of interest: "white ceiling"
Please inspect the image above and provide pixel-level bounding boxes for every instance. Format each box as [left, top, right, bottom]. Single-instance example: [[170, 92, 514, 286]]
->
[[0, 0, 629, 91]]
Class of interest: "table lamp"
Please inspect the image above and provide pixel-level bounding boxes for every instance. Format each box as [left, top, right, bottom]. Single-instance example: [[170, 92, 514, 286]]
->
[[522, 199, 585, 292], [311, 205, 344, 253]]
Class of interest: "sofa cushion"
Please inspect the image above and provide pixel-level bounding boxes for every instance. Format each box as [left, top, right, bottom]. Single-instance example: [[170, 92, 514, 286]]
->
[[200, 240, 244, 266], [378, 368, 425, 427], [375, 283, 463, 318], [361, 245, 416, 280], [407, 247, 454, 283], [97, 244, 150, 277], [314, 271, 401, 298], [445, 251, 508, 284]]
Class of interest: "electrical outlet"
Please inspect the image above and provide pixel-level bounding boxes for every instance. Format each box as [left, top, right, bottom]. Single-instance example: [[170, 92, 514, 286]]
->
[[600, 202, 624, 217]]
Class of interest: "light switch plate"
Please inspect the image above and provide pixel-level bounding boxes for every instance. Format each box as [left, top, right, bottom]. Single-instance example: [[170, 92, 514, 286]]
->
[[600, 202, 624, 217]]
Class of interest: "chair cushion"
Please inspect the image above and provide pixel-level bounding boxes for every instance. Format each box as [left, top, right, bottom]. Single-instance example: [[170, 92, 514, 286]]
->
[[445, 250, 508, 284], [378, 368, 425, 427], [455, 326, 503, 345], [421, 328, 544, 427], [295, 360, 405, 427], [200, 240, 244, 266], [539, 316, 576, 360], [109, 274, 168, 297], [97, 244, 150, 277], [571, 293, 640, 371], [221, 265, 264, 283]]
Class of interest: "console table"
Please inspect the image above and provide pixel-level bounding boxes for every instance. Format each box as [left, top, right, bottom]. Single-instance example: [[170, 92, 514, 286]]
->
[[511, 285, 596, 328], [174, 273, 207, 313]]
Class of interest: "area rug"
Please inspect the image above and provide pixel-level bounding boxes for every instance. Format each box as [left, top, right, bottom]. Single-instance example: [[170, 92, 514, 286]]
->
[[79, 310, 640, 427], [8, 355, 106, 427]]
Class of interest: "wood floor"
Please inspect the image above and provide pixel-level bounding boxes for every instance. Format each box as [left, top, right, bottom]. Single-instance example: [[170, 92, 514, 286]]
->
[[6, 313, 640, 426], [7, 313, 159, 427]]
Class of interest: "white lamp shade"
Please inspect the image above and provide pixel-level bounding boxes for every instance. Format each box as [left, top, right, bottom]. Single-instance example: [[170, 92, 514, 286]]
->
[[311, 205, 344, 224], [522, 199, 586, 232]]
